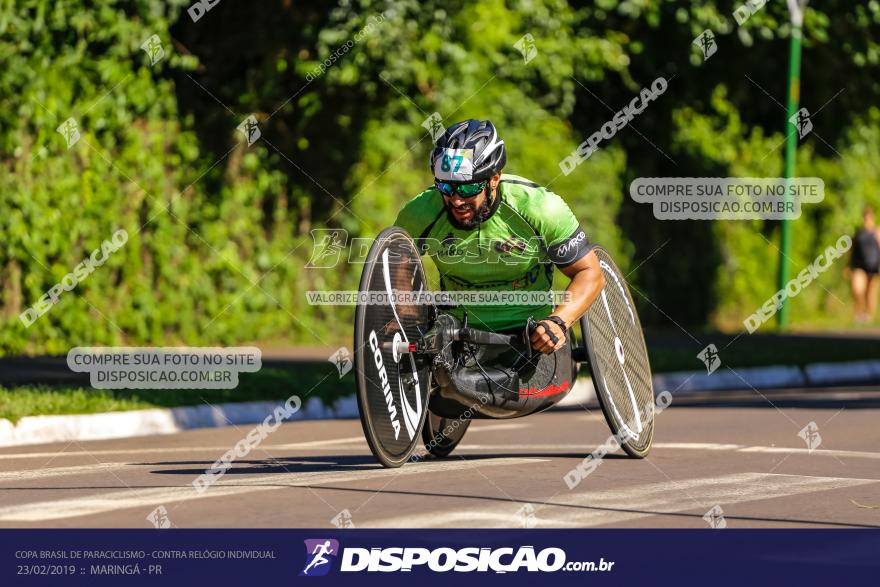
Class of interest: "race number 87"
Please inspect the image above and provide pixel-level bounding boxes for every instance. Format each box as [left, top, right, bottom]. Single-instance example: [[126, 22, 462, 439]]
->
[[441, 154, 464, 172]]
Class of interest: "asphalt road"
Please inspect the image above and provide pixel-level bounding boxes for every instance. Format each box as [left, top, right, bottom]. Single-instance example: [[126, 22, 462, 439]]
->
[[1, 388, 879, 529]]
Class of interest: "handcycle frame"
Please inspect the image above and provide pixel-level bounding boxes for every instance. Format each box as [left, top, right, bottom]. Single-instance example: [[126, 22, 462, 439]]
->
[[354, 226, 654, 467], [393, 305, 580, 417]]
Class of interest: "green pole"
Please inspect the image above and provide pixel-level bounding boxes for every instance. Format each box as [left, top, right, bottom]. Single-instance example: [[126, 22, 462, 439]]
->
[[777, 9, 804, 329]]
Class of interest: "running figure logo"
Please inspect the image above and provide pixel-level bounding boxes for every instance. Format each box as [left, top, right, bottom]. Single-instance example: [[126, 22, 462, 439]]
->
[[798, 421, 822, 452], [693, 30, 717, 61], [697, 344, 721, 375], [56, 118, 81, 149], [514, 33, 538, 64], [237, 114, 262, 146], [422, 112, 446, 143], [789, 107, 813, 139], [328, 347, 353, 378], [140, 34, 165, 65], [300, 539, 339, 576], [703, 505, 727, 529], [306, 229, 347, 268]]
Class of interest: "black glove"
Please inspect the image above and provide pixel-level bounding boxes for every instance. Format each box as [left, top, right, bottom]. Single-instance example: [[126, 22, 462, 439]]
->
[[536, 315, 567, 345]]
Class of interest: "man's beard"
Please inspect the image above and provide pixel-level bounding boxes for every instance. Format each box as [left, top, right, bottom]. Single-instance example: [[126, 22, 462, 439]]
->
[[445, 199, 492, 230]]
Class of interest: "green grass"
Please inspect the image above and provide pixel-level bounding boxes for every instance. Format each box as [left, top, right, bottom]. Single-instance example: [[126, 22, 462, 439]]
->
[[0, 386, 154, 422], [0, 365, 355, 424]]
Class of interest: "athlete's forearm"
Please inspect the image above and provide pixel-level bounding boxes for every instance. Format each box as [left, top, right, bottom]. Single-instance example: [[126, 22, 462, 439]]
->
[[552, 249, 605, 327]]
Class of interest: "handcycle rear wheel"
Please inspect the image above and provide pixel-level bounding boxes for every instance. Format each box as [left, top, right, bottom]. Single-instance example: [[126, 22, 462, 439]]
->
[[420, 410, 471, 458], [574, 246, 655, 458]]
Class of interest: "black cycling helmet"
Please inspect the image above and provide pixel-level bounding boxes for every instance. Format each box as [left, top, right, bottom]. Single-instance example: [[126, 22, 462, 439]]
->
[[429, 119, 506, 182]]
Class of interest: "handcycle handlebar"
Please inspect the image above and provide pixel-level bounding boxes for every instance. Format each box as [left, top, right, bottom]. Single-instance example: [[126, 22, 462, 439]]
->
[[381, 315, 589, 366], [453, 327, 521, 347], [384, 324, 533, 359]]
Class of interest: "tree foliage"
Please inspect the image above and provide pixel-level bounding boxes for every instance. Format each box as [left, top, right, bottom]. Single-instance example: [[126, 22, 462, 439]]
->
[[2, 0, 880, 354]]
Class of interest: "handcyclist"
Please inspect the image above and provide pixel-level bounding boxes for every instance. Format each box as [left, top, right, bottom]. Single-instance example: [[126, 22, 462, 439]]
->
[[395, 118, 605, 354], [393, 119, 606, 411]]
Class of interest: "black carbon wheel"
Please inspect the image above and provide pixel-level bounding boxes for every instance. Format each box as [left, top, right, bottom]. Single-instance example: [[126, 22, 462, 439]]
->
[[354, 227, 434, 468], [420, 411, 471, 458], [581, 246, 655, 458]]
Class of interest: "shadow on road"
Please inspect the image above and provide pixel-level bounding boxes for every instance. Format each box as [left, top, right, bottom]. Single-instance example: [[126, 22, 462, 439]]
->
[[142, 452, 626, 476]]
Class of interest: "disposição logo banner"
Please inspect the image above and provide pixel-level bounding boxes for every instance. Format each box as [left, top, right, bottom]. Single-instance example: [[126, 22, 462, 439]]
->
[[300, 539, 340, 577]]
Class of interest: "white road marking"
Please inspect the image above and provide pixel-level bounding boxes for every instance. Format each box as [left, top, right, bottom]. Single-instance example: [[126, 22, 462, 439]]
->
[[0, 424, 532, 462], [368, 472, 879, 528], [272, 436, 365, 449], [0, 463, 126, 482], [654, 442, 747, 451], [737, 446, 880, 459], [0, 446, 248, 461], [0, 457, 545, 522], [0, 441, 370, 461], [468, 422, 531, 432], [655, 442, 880, 460]]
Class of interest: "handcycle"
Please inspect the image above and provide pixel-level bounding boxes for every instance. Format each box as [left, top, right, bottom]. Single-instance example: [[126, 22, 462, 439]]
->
[[353, 227, 655, 468]]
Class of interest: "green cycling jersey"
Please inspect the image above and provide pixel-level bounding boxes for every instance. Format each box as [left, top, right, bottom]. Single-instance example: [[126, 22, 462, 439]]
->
[[394, 173, 591, 331]]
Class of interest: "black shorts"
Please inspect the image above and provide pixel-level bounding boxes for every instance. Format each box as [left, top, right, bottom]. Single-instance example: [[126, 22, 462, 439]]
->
[[851, 264, 880, 276]]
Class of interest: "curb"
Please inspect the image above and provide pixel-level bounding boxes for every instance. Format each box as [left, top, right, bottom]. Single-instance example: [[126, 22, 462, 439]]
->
[[2, 360, 878, 448], [652, 365, 806, 394], [0, 395, 358, 448], [803, 360, 880, 386], [653, 359, 880, 393]]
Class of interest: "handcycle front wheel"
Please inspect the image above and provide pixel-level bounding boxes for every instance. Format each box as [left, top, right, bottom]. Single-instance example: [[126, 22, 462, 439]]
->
[[353, 226, 435, 468]]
